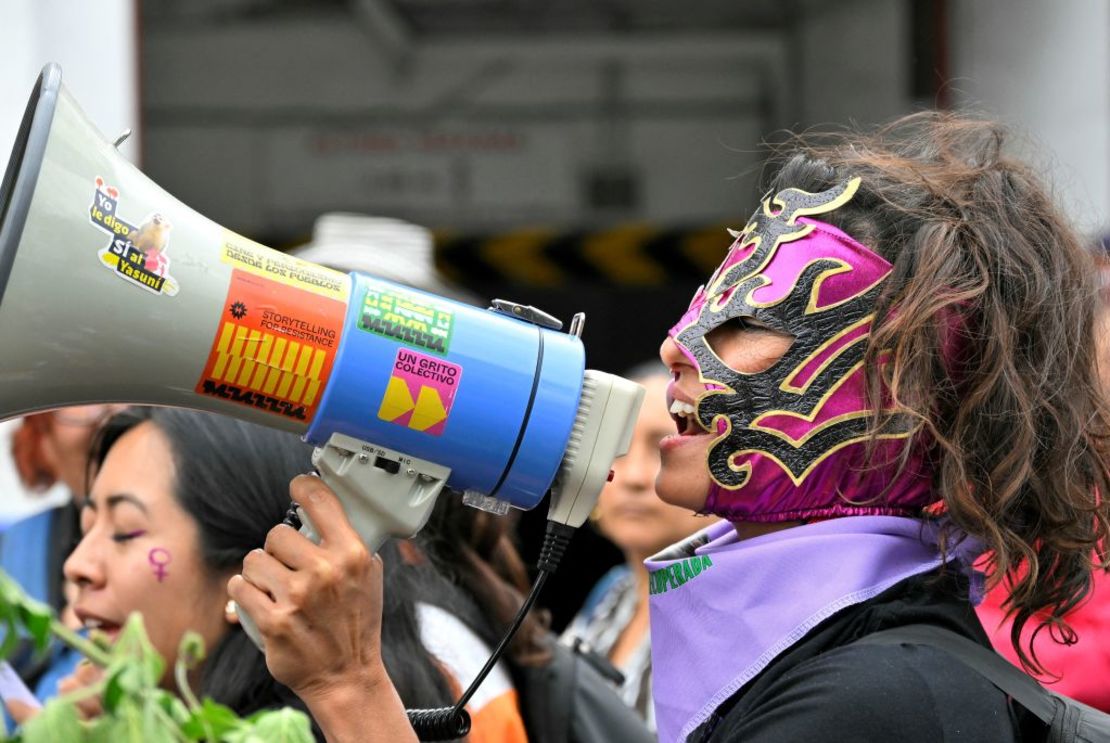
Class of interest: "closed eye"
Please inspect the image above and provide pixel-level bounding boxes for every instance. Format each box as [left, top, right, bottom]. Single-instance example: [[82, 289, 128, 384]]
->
[[733, 316, 786, 334], [706, 317, 794, 374]]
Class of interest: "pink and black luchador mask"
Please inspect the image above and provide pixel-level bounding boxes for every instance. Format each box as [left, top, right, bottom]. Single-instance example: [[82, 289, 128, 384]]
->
[[669, 178, 934, 522]]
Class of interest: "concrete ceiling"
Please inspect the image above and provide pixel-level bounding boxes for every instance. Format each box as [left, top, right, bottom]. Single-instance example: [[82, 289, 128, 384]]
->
[[142, 0, 818, 35], [387, 0, 800, 35]]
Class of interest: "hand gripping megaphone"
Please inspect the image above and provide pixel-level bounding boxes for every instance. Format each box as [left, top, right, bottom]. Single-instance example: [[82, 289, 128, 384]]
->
[[0, 65, 644, 652]]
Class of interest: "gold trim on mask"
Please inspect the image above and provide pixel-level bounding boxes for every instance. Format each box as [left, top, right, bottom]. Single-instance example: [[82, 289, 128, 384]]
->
[[678, 176, 884, 490], [780, 315, 873, 394], [804, 262, 889, 315], [747, 360, 869, 444], [723, 426, 914, 488], [772, 177, 861, 225], [675, 179, 862, 349], [703, 349, 906, 492], [706, 224, 814, 312]]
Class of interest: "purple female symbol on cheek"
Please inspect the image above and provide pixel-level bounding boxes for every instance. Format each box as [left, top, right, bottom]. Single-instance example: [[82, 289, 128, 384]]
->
[[148, 548, 172, 582]]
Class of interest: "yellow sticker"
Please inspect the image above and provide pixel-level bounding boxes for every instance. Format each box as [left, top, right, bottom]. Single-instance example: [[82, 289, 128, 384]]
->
[[196, 269, 346, 423], [221, 233, 350, 302]]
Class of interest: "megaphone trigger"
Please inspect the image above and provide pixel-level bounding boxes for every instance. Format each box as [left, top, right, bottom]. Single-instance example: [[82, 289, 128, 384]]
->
[[281, 501, 303, 531]]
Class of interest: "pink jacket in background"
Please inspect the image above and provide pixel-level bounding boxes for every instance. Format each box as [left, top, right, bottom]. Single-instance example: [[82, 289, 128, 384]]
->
[[976, 562, 1110, 712]]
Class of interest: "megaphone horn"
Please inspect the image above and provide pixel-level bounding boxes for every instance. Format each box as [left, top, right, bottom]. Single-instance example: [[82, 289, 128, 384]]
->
[[1, 63, 335, 434], [1, 64, 646, 656], [0, 62, 643, 523]]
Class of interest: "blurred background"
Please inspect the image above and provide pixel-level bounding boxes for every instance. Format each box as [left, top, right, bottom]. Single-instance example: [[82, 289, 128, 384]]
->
[[4, 0, 1108, 378], [3, 0, 1110, 624]]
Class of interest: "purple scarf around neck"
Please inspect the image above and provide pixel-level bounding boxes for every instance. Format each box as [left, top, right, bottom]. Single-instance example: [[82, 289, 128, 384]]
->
[[645, 516, 984, 742]]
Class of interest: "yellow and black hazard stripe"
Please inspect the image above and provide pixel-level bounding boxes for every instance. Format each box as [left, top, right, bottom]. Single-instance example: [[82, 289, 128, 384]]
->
[[435, 223, 737, 288]]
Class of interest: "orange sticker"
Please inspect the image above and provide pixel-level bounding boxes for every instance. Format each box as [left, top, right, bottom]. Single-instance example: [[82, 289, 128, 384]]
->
[[196, 269, 348, 423]]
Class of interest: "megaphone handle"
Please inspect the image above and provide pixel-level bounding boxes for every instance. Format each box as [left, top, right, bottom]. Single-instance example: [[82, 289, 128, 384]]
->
[[238, 432, 452, 651], [235, 510, 393, 653]]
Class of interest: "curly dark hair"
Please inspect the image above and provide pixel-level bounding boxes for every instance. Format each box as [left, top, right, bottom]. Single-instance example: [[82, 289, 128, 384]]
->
[[766, 112, 1110, 674]]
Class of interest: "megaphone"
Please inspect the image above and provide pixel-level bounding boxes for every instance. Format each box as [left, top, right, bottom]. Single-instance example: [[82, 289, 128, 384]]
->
[[0, 64, 643, 645]]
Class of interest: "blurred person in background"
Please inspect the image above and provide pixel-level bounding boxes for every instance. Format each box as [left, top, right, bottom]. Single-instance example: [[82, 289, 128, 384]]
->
[[398, 497, 545, 743], [4, 406, 119, 615], [561, 364, 711, 731], [0, 405, 121, 711], [291, 213, 480, 304], [973, 232, 1110, 712]]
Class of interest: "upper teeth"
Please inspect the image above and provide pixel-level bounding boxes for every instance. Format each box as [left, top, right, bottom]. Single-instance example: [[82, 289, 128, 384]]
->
[[84, 619, 103, 630], [670, 400, 697, 417]]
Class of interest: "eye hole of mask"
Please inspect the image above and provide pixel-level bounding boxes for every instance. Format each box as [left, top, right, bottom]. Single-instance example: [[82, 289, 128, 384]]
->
[[704, 316, 794, 375]]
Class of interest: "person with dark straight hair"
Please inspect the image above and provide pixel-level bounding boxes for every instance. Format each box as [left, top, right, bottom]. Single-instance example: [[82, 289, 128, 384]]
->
[[377, 502, 538, 743], [0, 405, 122, 728], [56, 407, 314, 723], [56, 407, 455, 738], [232, 113, 1110, 742], [561, 363, 712, 731]]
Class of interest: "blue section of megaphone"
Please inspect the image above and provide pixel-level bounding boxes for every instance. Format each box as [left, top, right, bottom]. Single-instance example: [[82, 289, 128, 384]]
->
[[305, 273, 584, 510]]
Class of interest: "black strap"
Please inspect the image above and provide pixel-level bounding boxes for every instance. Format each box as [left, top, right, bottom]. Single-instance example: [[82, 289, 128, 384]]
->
[[856, 624, 1060, 724]]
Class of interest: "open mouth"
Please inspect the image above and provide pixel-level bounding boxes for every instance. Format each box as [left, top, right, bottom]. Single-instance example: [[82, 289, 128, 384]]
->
[[79, 615, 123, 641], [669, 399, 705, 436]]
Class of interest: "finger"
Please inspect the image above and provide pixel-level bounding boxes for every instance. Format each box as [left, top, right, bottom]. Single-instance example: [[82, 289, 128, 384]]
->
[[6, 699, 39, 725], [73, 659, 102, 685], [227, 574, 276, 627], [228, 574, 303, 643], [289, 474, 360, 547], [263, 522, 317, 571], [56, 673, 104, 720], [240, 548, 295, 602], [73, 695, 103, 721]]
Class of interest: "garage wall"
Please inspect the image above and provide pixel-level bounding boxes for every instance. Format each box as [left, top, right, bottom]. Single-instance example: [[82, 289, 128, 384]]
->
[[951, 0, 1110, 234]]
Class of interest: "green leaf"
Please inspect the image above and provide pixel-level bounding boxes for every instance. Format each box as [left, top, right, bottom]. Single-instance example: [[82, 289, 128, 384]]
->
[[0, 571, 54, 652], [102, 667, 126, 713], [176, 632, 206, 670], [85, 714, 142, 743], [15, 598, 54, 653], [0, 572, 321, 743], [0, 571, 26, 607], [181, 699, 244, 740], [106, 699, 153, 743], [107, 663, 146, 698], [20, 698, 84, 743], [84, 716, 118, 743], [0, 617, 18, 661], [152, 689, 191, 727], [243, 708, 314, 743], [113, 614, 165, 686]]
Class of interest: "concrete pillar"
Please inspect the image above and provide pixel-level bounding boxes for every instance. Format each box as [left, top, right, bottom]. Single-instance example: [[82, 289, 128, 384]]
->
[[951, 0, 1110, 234], [0, 0, 138, 520]]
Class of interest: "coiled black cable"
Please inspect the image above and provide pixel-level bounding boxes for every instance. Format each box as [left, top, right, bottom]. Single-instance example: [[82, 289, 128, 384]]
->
[[407, 521, 574, 741], [406, 707, 472, 740]]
